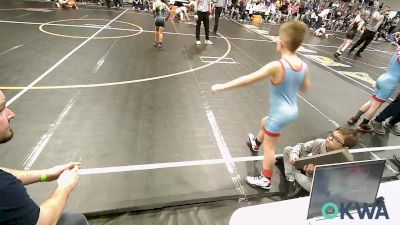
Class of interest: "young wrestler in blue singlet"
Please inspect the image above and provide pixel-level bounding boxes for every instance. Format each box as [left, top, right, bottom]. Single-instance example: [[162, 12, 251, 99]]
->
[[211, 21, 311, 190], [348, 48, 400, 132]]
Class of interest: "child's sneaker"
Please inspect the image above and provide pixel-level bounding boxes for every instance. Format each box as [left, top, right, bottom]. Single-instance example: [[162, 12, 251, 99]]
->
[[248, 133, 259, 151], [245, 172, 271, 190], [333, 52, 340, 60], [357, 123, 373, 132], [347, 116, 358, 125]]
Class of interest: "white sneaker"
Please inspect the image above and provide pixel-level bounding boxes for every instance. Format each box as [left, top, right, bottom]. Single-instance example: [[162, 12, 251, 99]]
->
[[196, 40, 201, 45], [205, 40, 213, 45], [248, 133, 259, 151], [245, 173, 271, 190]]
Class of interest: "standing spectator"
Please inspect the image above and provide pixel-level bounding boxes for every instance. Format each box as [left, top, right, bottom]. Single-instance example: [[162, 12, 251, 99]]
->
[[313, 5, 330, 29], [213, 0, 224, 33], [195, 0, 213, 45], [371, 92, 400, 136]]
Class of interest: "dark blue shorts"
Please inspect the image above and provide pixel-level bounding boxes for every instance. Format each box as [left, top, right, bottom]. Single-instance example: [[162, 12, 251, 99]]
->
[[155, 17, 165, 27]]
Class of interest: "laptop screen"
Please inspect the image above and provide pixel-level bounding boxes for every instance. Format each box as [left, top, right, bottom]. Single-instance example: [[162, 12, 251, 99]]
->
[[307, 159, 386, 219]]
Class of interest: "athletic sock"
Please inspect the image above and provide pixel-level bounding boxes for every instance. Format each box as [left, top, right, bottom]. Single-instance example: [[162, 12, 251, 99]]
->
[[262, 169, 273, 179], [361, 118, 370, 125], [255, 138, 262, 147], [354, 110, 365, 119]]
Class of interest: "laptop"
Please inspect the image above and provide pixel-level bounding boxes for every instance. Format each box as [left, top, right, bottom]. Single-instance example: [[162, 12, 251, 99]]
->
[[306, 159, 386, 222]]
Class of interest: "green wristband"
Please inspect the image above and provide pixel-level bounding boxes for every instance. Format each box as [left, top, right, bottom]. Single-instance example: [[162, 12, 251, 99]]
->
[[40, 174, 47, 182]]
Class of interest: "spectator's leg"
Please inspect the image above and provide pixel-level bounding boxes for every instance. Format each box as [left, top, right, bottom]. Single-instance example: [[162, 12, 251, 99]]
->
[[204, 12, 210, 40], [350, 31, 368, 52], [357, 30, 375, 54], [196, 12, 201, 41], [375, 102, 399, 123], [214, 7, 222, 32], [388, 111, 400, 125]]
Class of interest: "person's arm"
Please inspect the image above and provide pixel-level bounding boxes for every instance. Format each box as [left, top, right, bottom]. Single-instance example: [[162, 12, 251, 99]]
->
[[194, 0, 198, 11], [285, 140, 316, 165], [289, 140, 316, 157], [300, 64, 311, 92], [36, 166, 79, 225], [211, 61, 281, 93], [0, 167, 43, 185], [165, 4, 172, 20], [357, 20, 365, 33], [0, 162, 80, 185]]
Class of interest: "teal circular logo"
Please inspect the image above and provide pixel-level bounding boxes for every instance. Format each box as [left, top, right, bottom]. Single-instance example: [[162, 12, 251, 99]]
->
[[322, 202, 339, 219]]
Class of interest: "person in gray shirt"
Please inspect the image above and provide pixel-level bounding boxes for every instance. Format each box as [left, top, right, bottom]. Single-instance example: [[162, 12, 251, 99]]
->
[[282, 127, 359, 198], [349, 6, 389, 57]]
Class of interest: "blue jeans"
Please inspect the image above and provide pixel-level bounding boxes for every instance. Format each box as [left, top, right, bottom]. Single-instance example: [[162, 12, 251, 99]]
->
[[375, 92, 400, 125], [57, 213, 89, 225]]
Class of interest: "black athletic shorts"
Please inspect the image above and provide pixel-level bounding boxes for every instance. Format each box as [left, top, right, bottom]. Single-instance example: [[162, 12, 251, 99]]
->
[[345, 30, 356, 39]]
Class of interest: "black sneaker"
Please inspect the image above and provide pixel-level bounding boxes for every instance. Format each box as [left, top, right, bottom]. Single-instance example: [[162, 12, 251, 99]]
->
[[357, 123, 373, 132], [384, 123, 400, 136], [287, 181, 302, 198], [333, 52, 340, 61], [348, 48, 354, 54], [248, 133, 260, 151], [355, 52, 362, 57], [153, 42, 159, 48], [347, 116, 359, 125]]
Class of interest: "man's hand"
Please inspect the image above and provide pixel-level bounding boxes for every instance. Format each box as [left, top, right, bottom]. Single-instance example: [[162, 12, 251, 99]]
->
[[57, 165, 80, 193], [303, 164, 315, 175], [211, 84, 224, 93], [45, 162, 81, 182], [289, 154, 298, 165]]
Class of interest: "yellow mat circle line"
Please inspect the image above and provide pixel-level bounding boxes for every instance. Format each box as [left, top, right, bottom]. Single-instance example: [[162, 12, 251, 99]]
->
[[39, 18, 143, 39]]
